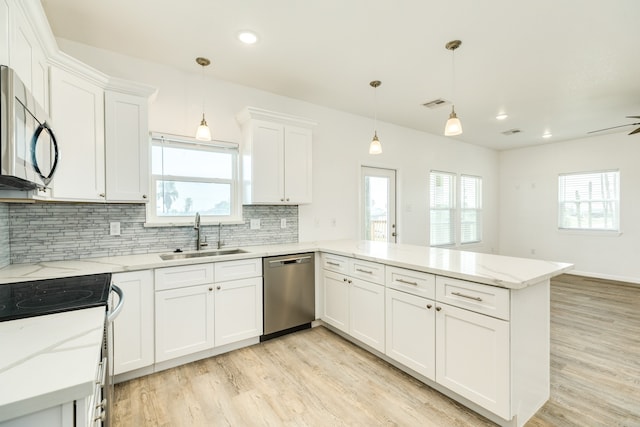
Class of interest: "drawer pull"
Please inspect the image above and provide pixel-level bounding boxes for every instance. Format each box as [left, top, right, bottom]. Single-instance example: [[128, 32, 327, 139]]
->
[[356, 268, 373, 274], [451, 291, 483, 302], [327, 261, 341, 266], [426, 304, 433, 309], [397, 278, 418, 286]]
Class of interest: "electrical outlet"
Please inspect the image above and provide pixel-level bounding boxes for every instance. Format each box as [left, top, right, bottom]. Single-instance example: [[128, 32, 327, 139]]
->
[[250, 219, 261, 230], [109, 222, 121, 236], [281, 218, 287, 228]]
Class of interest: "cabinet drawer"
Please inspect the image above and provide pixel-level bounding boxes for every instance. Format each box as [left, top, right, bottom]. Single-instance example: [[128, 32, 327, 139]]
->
[[349, 258, 385, 285], [435, 276, 510, 320], [321, 253, 349, 274], [155, 263, 214, 291], [215, 258, 262, 282], [386, 266, 435, 299]]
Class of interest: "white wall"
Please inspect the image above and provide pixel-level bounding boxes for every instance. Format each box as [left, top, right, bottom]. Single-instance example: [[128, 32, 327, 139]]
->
[[499, 132, 640, 283], [56, 39, 499, 253]]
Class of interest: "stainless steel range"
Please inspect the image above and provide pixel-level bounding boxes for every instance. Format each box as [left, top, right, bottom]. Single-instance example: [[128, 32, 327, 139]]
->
[[0, 273, 124, 426]]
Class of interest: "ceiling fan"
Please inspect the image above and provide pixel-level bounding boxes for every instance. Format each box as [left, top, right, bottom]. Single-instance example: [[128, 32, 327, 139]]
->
[[588, 116, 640, 135]]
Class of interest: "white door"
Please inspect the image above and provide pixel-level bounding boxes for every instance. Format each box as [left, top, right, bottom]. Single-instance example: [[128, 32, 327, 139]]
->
[[385, 288, 436, 380], [112, 270, 154, 375], [435, 303, 510, 418], [349, 278, 385, 352], [322, 270, 350, 333], [155, 284, 215, 362], [361, 166, 397, 242], [214, 277, 263, 346]]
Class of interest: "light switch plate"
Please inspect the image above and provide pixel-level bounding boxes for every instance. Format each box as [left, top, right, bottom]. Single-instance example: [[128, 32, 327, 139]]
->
[[250, 219, 261, 230], [109, 222, 121, 236]]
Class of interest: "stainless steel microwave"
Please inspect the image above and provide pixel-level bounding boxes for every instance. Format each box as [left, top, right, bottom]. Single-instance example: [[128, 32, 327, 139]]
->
[[0, 65, 59, 191]]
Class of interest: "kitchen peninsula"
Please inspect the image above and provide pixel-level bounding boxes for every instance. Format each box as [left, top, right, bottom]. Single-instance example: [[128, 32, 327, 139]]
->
[[0, 241, 572, 427]]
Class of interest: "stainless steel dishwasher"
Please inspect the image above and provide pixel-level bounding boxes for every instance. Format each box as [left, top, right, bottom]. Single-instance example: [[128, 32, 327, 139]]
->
[[261, 253, 315, 341]]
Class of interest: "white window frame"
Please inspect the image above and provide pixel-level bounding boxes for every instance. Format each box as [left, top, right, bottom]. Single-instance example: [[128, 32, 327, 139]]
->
[[429, 171, 483, 247], [146, 133, 242, 226], [558, 169, 619, 232]]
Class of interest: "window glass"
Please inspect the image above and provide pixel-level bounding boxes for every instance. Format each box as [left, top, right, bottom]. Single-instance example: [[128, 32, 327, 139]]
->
[[149, 135, 239, 223], [430, 171, 455, 246], [558, 170, 619, 231], [460, 175, 482, 244]]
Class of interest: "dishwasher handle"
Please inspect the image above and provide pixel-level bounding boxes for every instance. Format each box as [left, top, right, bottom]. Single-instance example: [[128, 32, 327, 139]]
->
[[269, 255, 312, 266]]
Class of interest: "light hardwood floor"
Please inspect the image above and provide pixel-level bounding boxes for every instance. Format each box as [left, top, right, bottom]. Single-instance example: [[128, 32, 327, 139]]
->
[[113, 275, 640, 426]]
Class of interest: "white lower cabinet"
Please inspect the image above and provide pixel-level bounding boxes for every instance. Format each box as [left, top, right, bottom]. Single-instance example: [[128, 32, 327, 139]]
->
[[214, 276, 263, 346], [154, 259, 262, 364], [349, 278, 385, 352], [155, 283, 215, 362], [112, 270, 154, 375], [435, 302, 510, 419], [385, 288, 435, 380], [321, 255, 385, 353], [322, 270, 350, 333]]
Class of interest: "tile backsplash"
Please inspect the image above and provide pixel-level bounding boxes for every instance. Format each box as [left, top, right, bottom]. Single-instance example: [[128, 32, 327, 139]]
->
[[7, 203, 298, 264], [0, 204, 9, 268]]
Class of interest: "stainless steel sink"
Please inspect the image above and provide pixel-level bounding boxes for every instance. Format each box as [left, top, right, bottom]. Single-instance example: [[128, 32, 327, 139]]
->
[[160, 248, 248, 261]]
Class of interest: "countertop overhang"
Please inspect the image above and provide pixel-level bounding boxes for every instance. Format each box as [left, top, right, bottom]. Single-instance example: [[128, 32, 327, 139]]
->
[[0, 240, 573, 289]]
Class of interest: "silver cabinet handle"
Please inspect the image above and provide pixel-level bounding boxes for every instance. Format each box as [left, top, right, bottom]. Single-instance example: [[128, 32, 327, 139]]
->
[[451, 291, 483, 302], [356, 268, 373, 274], [397, 278, 418, 286], [327, 261, 340, 266]]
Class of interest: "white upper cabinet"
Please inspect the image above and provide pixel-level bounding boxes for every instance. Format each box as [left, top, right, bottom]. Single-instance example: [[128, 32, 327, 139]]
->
[[49, 66, 106, 201], [0, 0, 8, 67], [4, 0, 49, 111], [237, 107, 315, 205], [105, 91, 149, 202]]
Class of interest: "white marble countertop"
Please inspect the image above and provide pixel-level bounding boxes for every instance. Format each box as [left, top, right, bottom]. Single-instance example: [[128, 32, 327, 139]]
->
[[0, 307, 104, 423], [0, 240, 572, 289]]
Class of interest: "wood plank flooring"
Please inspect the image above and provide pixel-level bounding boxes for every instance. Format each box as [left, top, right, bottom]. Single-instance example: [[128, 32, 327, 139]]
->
[[112, 274, 640, 426]]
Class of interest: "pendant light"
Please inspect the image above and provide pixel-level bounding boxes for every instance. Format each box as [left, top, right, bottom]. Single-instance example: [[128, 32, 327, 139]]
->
[[195, 57, 212, 141], [369, 80, 382, 154], [444, 40, 463, 136]]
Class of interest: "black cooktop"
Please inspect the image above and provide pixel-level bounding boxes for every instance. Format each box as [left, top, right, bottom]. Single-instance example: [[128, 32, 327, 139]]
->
[[0, 273, 112, 322]]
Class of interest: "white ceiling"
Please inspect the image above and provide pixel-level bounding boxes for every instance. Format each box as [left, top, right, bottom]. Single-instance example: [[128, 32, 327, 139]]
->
[[40, 0, 640, 150]]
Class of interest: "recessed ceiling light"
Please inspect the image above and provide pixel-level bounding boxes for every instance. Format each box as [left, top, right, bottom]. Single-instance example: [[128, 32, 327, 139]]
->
[[496, 113, 508, 120], [238, 31, 258, 45], [542, 132, 552, 139]]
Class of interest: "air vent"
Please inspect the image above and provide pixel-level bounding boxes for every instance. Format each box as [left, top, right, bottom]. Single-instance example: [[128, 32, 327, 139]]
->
[[422, 98, 450, 109], [501, 129, 522, 136]]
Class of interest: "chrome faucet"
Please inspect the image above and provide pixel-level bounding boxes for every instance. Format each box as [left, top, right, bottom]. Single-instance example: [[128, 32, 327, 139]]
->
[[194, 212, 208, 251]]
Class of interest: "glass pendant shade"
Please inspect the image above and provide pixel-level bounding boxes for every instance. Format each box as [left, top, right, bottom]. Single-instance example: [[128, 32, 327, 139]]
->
[[369, 132, 382, 155], [195, 113, 212, 141], [444, 106, 462, 136]]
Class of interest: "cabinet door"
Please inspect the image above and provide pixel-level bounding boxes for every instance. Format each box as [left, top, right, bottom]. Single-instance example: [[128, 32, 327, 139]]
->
[[8, 5, 34, 90], [435, 303, 510, 419], [214, 277, 263, 346], [112, 270, 154, 375], [155, 284, 214, 362], [105, 91, 149, 202], [385, 288, 435, 380], [349, 278, 385, 352], [0, 0, 8, 67], [322, 270, 349, 333], [49, 67, 105, 201], [283, 126, 312, 204], [246, 120, 284, 203]]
